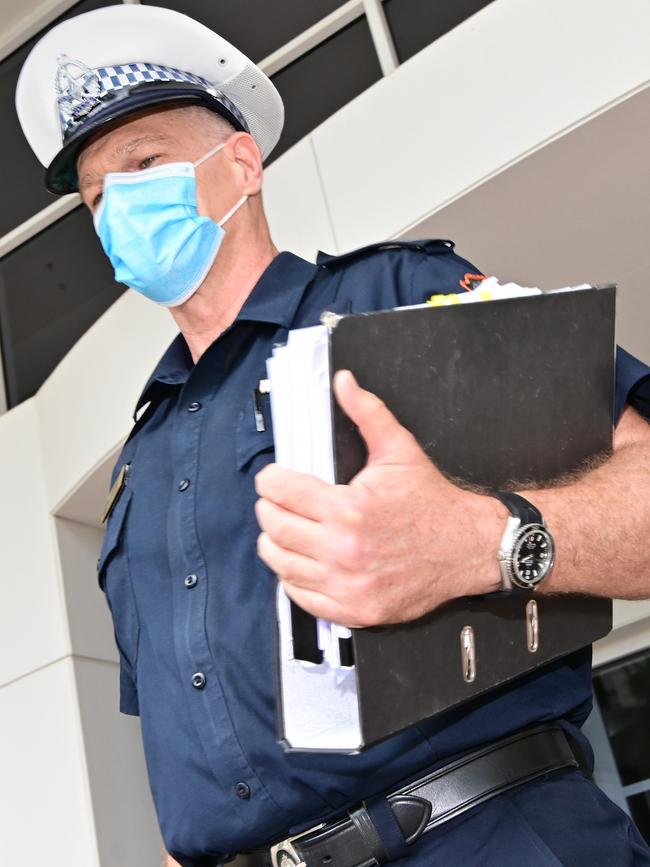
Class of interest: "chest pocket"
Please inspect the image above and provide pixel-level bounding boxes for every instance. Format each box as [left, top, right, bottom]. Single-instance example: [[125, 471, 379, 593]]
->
[[97, 485, 140, 678], [235, 388, 275, 472]]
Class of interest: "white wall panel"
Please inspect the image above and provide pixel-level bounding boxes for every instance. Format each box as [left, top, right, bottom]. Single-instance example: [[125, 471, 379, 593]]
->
[[0, 398, 68, 686], [613, 600, 650, 632], [312, 0, 650, 251], [75, 657, 163, 867], [56, 516, 118, 663], [400, 84, 650, 366], [35, 290, 177, 514], [264, 136, 338, 260], [0, 658, 98, 867]]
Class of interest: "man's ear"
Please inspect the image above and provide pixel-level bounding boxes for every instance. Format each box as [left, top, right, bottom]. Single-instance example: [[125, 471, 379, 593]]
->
[[226, 132, 263, 196]]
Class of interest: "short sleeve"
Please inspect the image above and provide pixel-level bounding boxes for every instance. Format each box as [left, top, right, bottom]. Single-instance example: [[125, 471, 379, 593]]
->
[[118, 648, 140, 716], [408, 244, 485, 305], [615, 346, 650, 424]]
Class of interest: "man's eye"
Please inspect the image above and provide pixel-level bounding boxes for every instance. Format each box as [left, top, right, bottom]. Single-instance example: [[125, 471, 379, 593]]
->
[[139, 155, 157, 169], [92, 191, 103, 209]]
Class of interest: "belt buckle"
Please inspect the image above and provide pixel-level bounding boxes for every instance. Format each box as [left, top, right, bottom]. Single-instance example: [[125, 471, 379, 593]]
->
[[270, 823, 325, 867]]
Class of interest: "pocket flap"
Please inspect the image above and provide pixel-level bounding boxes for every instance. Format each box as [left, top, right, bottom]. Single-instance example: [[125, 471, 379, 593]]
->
[[96, 486, 133, 587]]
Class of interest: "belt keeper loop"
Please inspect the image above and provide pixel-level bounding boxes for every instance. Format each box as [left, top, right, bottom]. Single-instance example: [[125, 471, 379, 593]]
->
[[349, 804, 388, 864], [364, 795, 409, 861]]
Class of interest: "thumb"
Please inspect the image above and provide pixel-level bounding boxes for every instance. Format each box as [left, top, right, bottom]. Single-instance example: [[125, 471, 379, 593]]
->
[[332, 369, 421, 464]]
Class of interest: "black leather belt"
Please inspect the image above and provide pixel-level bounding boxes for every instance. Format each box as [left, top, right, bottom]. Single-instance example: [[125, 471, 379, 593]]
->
[[231, 724, 580, 867]]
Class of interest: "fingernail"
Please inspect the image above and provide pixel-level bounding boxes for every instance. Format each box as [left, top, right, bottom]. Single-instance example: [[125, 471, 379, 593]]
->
[[334, 369, 355, 389]]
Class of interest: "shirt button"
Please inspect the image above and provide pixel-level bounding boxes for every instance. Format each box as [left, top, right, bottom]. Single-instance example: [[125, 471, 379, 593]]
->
[[188, 401, 202, 412], [178, 478, 191, 492], [235, 782, 251, 800], [184, 573, 198, 588], [191, 672, 206, 690]]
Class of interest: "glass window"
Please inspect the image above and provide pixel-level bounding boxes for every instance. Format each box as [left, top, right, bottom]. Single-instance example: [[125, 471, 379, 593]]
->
[[142, 0, 350, 63], [593, 648, 650, 786], [589, 647, 650, 846], [383, 0, 494, 64], [270, 17, 382, 162], [0, 205, 124, 408], [0, 0, 115, 237]]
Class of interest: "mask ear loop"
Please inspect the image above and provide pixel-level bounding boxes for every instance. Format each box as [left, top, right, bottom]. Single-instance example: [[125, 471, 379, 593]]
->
[[194, 141, 226, 167], [218, 195, 248, 227], [193, 141, 248, 226]]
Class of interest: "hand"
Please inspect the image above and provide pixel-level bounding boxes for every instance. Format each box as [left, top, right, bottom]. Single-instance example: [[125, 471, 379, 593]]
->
[[255, 371, 502, 627]]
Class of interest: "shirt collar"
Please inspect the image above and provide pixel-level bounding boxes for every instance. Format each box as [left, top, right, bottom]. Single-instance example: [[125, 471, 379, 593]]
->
[[236, 251, 318, 327], [132, 251, 319, 420], [132, 332, 193, 420]]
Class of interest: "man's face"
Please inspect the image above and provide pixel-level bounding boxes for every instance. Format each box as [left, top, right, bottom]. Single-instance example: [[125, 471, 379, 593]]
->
[[76, 106, 241, 223]]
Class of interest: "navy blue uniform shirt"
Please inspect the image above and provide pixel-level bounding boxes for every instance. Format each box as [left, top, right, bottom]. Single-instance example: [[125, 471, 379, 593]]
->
[[97, 241, 650, 865]]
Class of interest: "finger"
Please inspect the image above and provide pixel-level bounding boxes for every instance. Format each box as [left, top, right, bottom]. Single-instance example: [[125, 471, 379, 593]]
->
[[332, 370, 419, 463], [255, 463, 357, 522], [257, 532, 326, 590], [280, 580, 364, 629], [255, 498, 331, 562]]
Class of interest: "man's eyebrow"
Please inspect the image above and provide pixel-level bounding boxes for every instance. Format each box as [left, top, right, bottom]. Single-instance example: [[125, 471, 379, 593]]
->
[[78, 134, 171, 192], [114, 133, 170, 157]]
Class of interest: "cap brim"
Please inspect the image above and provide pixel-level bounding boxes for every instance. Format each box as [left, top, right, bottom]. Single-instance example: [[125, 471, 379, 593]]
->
[[45, 82, 246, 195]]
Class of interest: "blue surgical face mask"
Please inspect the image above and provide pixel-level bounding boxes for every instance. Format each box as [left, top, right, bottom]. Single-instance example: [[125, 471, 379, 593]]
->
[[92, 141, 247, 307]]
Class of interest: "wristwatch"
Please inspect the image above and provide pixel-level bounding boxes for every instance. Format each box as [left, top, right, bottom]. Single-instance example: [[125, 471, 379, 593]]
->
[[490, 491, 555, 591]]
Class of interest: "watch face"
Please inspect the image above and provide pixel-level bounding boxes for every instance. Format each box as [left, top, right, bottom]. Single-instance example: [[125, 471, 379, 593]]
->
[[512, 524, 555, 588]]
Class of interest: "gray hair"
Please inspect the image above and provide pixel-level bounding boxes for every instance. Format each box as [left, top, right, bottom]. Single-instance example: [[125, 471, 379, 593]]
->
[[174, 104, 237, 143]]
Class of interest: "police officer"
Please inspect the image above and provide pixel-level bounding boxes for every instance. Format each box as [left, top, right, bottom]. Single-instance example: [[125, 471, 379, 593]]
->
[[16, 5, 650, 867]]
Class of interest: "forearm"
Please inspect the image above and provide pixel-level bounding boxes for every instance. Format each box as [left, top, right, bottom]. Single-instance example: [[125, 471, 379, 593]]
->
[[523, 437, 650, 599]]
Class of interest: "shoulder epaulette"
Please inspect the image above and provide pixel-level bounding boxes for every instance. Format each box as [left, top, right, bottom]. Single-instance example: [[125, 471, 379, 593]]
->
[[316, 239, 455, 268]]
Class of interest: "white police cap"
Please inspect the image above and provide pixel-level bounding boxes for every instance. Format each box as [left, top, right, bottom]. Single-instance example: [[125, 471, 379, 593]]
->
[[16, 4, 284, 195]]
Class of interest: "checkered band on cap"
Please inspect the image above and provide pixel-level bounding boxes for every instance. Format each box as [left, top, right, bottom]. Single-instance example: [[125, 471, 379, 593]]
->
[[56, 56, 248, 139]]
